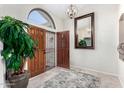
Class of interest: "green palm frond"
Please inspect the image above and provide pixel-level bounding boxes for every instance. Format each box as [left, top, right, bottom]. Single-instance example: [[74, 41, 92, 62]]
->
[[0, 16, 36, 72]]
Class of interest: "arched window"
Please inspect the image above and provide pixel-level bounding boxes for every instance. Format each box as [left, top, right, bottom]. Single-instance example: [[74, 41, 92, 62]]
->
[[27, 8, 56, 29]]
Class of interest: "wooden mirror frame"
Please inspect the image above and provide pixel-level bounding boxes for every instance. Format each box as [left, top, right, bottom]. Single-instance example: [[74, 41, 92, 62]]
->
[[74, 12, 95, 49]]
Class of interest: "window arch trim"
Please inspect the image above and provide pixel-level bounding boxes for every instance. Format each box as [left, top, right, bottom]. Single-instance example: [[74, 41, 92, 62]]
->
[[28, 8, 56, 29]]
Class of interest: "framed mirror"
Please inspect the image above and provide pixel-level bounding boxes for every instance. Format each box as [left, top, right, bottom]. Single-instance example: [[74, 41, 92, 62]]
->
[[74, 12, 95, 49]]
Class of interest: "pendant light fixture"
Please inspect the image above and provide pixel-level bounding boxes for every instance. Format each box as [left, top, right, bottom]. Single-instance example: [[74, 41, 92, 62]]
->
[[66, 4, 78, 19]]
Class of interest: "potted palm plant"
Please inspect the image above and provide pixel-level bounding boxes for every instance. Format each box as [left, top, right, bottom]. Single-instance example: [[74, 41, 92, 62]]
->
[[0, 16, 36, 88]]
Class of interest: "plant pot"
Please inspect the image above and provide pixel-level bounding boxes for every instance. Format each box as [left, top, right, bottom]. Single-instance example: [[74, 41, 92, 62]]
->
[[7, 70, 30, 88]]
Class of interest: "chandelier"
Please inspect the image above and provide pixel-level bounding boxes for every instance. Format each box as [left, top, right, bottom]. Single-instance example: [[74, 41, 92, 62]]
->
[[66, 4, 78, 19]]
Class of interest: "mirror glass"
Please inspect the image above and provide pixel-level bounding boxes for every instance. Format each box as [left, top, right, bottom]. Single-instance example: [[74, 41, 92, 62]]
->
[[75, 13, 95, 49], [118, 13, 124, 61]]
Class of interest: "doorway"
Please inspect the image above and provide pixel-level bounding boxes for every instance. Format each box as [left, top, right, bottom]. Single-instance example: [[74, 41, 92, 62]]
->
[[28, 27, 69, 77], [45, 31, 55, 71], [28, 26, 46, 77], [57, 31, 70, 69], [27, 26, 56, 77]]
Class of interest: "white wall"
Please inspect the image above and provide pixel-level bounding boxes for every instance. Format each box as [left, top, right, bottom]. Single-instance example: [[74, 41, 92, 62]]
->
[[63, 5, 119, 75], [0, 41, 5, 88], [0, 7, 5, 88], [118, 60, 124, 87], [0, 4, 64, 31], [118, 4, 124, 88]]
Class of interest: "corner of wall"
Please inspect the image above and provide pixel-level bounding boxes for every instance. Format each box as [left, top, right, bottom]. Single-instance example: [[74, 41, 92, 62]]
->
[[118, 59, 124, 88]]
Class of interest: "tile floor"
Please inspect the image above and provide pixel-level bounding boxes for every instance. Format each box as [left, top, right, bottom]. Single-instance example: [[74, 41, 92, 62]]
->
[[28, 67, 122, 88]]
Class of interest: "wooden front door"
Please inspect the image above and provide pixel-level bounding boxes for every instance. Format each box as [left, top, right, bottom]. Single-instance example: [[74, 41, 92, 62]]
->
[[28, 26, 46, 77], [57, 31, 70, 68]]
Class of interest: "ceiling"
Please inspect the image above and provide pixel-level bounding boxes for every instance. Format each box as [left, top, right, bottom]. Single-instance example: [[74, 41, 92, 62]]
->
[[40, 4, 86, 20]]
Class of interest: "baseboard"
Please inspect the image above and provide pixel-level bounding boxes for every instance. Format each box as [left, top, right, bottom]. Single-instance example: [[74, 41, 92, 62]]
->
[[70, 65, 118, 77]]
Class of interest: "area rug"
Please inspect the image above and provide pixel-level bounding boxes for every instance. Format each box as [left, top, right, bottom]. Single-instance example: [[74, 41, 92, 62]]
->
[[42, 70, 100, 88]]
